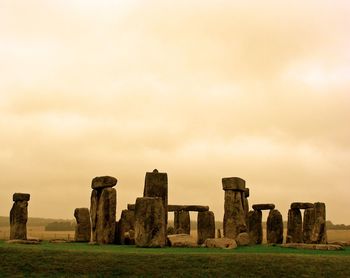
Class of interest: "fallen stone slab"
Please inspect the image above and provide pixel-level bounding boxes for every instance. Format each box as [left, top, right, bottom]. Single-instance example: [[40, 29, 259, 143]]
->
[[127, 204, 209, 212], [204, 238, 237, 249], [328, 241, 350, 247], [91, 176, 117, 189], [49, 239, 72, 243], [222, 177, 245, 191], [167, 234, 197, 247], [280, 243, 344, 251], [291, 202, 314, 210], [6, 239, 40, 245], [236, 232, 250, 246], [252, 204, 275, 211]]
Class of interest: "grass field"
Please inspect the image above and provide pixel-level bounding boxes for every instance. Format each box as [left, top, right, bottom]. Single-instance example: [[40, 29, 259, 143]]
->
[[1, 240, 350, 277]]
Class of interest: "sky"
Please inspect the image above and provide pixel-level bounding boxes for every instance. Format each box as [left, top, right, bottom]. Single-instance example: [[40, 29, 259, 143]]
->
[[1, 0, 350, 224]]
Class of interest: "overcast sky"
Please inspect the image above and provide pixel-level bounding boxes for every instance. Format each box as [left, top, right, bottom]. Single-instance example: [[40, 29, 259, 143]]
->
[[1, 0, 350, 224]]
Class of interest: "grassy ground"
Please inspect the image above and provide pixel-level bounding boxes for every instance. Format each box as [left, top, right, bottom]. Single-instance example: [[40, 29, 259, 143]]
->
[[1, 241, 350, 277]]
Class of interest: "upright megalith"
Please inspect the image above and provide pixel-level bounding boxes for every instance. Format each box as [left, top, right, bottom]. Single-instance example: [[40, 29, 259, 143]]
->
[[174, 210, 190, 234], [10, 193, 30, 240], [74, 208, 91, 242], [118, 209, 135, 245], [266, 209, 283, 244], [311, 202, 327, 244], [143, 169, 168, 226], [222, 177, 247, 239], [247, 210, 262, 244], [90, 176, 117, 244], [287, 208, 303, 243], [134, 197, 166, 247], [303, 208, 315, 243], [197, 211, 215, 245], [243, 188, 250, 222]]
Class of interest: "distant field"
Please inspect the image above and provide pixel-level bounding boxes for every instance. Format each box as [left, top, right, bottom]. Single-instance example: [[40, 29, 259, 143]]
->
[[1, 226, 350, 242], [0, 241, 350, 277]]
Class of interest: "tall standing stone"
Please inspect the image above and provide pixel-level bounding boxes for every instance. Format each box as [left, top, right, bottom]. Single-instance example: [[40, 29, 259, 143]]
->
[[74, 208, 91, 242], [222, 177, 247, 239], [247, 210, 262, 244], [266, 209, 283, 244], [134, 197, 166, 247], [90, 176, 117, 244], [243, 188, 250, 222], [197, 211, 215, 245], [118, 209, 135, 245], [10, 193, 30, 240], [311, 202, 327, 244], [143, 169, 168, 228], [287, 208, 302, 243], [174, 210, 190, 234], [303, 208, 315, 243]]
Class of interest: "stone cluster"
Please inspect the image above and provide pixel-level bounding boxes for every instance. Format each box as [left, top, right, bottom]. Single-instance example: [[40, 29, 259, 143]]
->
[[287, 202, 327, 244], [90, 176, 117, 244], [10, 193, 30, 240]]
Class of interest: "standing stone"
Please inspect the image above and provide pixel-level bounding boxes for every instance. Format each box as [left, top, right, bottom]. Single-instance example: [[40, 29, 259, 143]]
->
[[118, 210, 135, 245], [10, 193, 30, 240], [217, 229, 222, 238], [266, 209, 283, 244], [74, 208, 91, 242], [243, 188, 250, 222], [287, 208, 303, 243], [90, 178, 117, 244], [197, 211, 215, 245], [143, 169, 168, 227], [222, 177, 247, 239], [134, 197, 166, 247], [174, 210, 190, 234], [247, 210, 262, 244], [303, 208, 315, 243], [311, 202, 327, 244]]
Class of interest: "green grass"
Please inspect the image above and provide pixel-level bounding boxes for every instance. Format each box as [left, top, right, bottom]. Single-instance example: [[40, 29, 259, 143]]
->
[[1, 240, 350, 277]]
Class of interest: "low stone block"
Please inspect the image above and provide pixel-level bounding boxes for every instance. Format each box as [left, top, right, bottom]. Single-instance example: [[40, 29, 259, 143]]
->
[[13, 193, 30, 202], [291, 202, 314, 210], [204, 238, 237, 249], [167, 234, 197, 247], [252, 204, 275, 211], [222, 177, 245, 191], [236, 232, 250, 246], [91, 176, 117, 189]]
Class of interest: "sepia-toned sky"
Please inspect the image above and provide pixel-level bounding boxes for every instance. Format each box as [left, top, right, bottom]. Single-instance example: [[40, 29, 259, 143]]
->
[[1, 0, 350, 224]]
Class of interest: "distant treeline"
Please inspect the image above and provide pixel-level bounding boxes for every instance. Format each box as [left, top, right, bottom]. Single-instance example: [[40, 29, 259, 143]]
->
[[1, 216, 350, 230]]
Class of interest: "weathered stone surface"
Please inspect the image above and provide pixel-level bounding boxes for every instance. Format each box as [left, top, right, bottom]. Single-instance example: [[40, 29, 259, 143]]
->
[[90, 187, 116, 244], [167, 234, 197, 247], [143, 169, 168, 226], [134, 197, 166, 247], [91, 176, 117, 189], [118, 210, 135, 245], [236, 232, 250, 246], [174, 210, 190, 234], [123, 230, 135, 245], [128, 204, 209, 212], [13, 193, 30, 202], [223, 190, 247, 238], [243, 197, 249, 222], [247, 210, 262, 245], [303, 208, 315, 243], [291, 202, 314, 210], [74, 208, 91, 242], [204, 238, 237, 249], [222, 177, 245, 191], [252, 204, 275, 211], [311, 202, 327, 244], [10, 194, 29, 240], [287, 208, 303, 243], [197, 211, 215, 245], [267, 209, 283, 244], [328, 241, 350, 247], [280, 243, 343, 251]]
